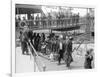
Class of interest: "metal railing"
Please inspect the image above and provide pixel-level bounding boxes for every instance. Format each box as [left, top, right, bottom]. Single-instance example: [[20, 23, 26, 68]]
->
[[16, 16, 94, 30], [28, 40, 46, 72]]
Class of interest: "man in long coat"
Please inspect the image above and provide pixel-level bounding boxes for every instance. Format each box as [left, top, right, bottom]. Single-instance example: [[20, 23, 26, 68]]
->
[[64, 37, 73, 67], [58, 38, 65, 65]]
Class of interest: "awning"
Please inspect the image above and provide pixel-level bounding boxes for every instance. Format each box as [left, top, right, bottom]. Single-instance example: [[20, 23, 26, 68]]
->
[[16, 4, 43, 14]]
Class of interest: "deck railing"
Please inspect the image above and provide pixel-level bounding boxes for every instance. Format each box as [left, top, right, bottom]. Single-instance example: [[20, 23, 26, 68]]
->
[[16, 16, 94, 29]]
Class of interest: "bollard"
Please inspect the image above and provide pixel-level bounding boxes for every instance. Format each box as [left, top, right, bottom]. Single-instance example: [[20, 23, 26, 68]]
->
[[43, 64, 46, 71]]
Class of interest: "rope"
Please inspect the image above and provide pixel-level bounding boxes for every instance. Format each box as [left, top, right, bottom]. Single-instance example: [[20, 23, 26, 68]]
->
[[29, 40, 46, 71]]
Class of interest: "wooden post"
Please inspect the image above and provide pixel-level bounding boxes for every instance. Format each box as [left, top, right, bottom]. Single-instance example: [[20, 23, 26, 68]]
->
[[86, 8, 91, 41], [27, 13, 31, 20], [85, 8, 91, 53], [16, 8, 19, 14]]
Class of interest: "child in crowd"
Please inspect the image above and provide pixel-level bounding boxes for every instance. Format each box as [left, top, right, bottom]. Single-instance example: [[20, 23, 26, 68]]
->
[[50, 52, 54, 62], [84, 49, 94, 69]]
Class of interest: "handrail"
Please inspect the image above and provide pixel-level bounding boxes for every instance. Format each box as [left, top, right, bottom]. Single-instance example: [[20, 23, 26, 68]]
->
[[75, 40, 84, 51], [72, 39, 84, 52], [16, 17, 94, 30], [16, 16, 94, 22], [28, 40, 46, 72]]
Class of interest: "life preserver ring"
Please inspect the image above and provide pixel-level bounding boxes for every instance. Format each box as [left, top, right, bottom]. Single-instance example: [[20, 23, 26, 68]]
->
[[19, 20, 27, 28]]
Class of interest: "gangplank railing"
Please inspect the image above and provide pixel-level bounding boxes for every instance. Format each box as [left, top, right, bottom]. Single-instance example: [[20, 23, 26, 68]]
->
[[28, 40, 46, 72]]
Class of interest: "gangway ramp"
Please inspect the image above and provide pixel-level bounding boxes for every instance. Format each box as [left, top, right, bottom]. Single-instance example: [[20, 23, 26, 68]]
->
[[16, 43, 91, 72], [37, 52, 85, 71], [15, 47, 34, 73]]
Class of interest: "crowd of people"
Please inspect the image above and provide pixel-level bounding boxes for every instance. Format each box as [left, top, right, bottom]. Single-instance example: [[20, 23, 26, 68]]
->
[[19, 28, 45, 54], [18, 26, 94, 69], [16, 12, 80, 28]]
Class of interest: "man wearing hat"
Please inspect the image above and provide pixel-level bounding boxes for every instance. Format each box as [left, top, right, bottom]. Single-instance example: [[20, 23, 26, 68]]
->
[[21, 26, 29, 55], [64, 37, 73, 67]]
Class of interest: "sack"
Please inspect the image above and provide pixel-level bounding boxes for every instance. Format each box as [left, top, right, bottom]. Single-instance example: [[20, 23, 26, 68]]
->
[[50, 53, 54, 59]]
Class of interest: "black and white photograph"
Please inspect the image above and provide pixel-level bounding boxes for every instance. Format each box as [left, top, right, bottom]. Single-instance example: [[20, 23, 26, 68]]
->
[[15, 3, 94, 73]]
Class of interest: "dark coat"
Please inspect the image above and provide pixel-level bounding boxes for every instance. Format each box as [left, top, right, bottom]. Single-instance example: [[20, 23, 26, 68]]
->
[[67, 40, 73, 53], [84, 54, 93, 69], [63, 40, 73, 65]]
